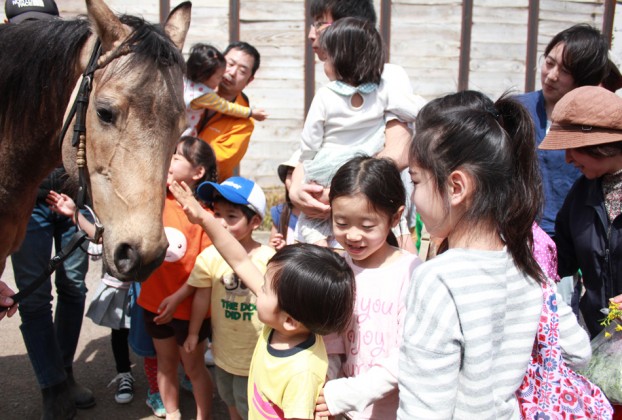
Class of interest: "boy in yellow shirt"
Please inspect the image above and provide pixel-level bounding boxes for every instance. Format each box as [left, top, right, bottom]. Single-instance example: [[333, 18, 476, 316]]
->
[[170, 180, 355, 420]]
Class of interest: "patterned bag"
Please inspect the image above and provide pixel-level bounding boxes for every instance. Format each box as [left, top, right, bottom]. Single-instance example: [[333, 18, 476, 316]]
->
[[516, 282, 613, 419]]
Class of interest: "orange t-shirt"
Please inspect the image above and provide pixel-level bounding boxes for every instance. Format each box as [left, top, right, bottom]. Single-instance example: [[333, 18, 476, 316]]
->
[[198, 93, 254, 182], [137, 193, 212, 320]]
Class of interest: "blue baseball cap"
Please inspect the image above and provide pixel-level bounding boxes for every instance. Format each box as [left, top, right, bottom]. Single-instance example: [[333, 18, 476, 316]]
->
[[197, 176, 266, 219]]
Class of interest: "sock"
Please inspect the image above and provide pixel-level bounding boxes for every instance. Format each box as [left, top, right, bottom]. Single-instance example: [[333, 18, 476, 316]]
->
[[166, 408, 182, 420], [143, 356, 159, 393]]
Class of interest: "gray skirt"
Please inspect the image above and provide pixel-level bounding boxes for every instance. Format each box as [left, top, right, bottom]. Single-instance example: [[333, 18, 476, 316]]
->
[[86, 281, 131, 330]]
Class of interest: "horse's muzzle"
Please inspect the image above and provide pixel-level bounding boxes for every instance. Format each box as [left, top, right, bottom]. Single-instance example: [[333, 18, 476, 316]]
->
[[112, 242, 166, 283]]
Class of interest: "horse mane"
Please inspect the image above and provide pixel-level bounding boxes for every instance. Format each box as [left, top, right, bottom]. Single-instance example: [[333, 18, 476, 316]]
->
[[118, 15, 185, 71], [0, 18, 91, 144], [0, 14, 185, 146]]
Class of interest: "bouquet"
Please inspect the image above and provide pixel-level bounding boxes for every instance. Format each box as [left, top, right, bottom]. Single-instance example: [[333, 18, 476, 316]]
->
[[581, 300, 622, 404]]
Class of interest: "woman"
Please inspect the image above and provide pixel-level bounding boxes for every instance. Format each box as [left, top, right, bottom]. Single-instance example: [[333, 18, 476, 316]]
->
[[517, 24, 612, 305], [540, 85, 622, 417]]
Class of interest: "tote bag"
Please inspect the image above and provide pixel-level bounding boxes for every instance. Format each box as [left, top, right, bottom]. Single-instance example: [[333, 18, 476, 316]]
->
[[516, 282, 613, 419]]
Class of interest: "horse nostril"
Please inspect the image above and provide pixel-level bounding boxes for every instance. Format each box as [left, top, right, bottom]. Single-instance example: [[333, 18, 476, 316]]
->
[[114, 242, 141, 275]]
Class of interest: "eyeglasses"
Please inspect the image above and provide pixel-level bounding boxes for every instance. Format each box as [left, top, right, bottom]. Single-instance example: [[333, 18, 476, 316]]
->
[[310, 21, 332, 32]]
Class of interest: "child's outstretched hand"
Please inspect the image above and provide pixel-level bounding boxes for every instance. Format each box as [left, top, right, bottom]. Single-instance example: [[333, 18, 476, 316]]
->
[[251, 108, 268, 121], [170, 181, 207, 225], [46, 190, 76, 218]]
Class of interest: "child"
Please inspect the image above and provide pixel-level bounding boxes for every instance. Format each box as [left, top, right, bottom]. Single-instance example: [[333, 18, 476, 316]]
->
[[183, 43, 267, 137], [295, 17, 424, 246], [314, 156, 422, 420], [398, 91, 591, 418], [137, 136, 217, 420], [269, 150, 301, 250], [160, 176, 275, 420], [169, 180, 356, 420]]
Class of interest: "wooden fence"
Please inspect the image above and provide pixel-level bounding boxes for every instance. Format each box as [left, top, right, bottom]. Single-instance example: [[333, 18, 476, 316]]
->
[[9, 0, 619, 186]]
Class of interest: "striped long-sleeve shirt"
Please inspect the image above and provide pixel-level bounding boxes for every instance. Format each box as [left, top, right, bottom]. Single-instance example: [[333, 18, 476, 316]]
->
[[397, 248, 591, 419]]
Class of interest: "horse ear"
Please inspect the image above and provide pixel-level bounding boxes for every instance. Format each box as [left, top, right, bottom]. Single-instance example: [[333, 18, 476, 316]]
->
[[86, 0, 129, 52], [164, 2, 192, 51]]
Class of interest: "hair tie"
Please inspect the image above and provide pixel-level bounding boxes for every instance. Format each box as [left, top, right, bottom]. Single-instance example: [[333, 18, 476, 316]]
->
[[487, 107, 500, 120]]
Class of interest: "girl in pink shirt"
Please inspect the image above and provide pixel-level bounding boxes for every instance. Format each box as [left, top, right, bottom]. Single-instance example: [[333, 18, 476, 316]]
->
[[316, 156, 422, 420]]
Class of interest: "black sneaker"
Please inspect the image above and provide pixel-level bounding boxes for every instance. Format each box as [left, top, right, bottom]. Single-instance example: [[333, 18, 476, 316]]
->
[[109, 372, 134, 404]]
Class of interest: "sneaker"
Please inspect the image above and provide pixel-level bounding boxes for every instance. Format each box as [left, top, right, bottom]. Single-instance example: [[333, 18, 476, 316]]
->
[[204, 348, 215, 367], [180, 375, 193, 393], [108, 372, 134, 404], [146, 390, 166, 418]]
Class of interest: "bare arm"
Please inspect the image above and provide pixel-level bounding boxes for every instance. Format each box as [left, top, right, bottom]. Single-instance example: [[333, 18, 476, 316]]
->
[[46, 191, 99, 239], [154, 283, 195, 324], [184, 287, 212, 353], [376, 120, 412, 171], [170, 181, 264, 295]]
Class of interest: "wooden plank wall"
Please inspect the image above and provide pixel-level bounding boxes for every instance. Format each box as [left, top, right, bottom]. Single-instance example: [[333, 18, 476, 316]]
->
[[4, 1, 615, 187]]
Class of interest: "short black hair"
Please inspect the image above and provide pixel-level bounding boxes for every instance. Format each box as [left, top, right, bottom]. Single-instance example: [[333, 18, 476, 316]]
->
[[320, 17, 384, 86], [186, 43, 225, 83], [544, 24, 609, 87], [224, 41, 261, 77], [310, 0, 376, 25], [268, 244, 355, 335], [212, 196, 260, 222]]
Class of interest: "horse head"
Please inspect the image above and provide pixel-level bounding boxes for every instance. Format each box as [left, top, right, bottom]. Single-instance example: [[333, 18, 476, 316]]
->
[[63, 0, 191, 282]]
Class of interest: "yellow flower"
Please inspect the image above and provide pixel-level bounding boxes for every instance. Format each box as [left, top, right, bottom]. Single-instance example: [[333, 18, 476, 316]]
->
[[605, 331, 612, 339], [616, 324, 622, 332]]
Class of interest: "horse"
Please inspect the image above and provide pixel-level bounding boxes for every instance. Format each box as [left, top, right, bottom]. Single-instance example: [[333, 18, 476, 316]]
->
[[0, 0, 191, 282]]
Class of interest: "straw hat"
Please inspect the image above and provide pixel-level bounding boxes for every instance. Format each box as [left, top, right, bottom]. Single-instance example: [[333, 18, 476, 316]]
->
[[539, 86, 622, 150]]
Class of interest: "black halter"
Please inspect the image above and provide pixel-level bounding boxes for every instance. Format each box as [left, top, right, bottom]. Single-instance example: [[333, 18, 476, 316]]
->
[[58, 39, 104, 243]]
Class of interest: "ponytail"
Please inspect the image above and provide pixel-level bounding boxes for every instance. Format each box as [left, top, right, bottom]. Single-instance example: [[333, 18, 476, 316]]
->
[[494, 96, 544, 283], [411, 91, 545, 283]]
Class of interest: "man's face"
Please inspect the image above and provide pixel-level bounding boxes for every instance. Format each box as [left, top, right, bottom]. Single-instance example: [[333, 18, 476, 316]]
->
[[219, 48, 255, 96], [308, 12, 333, 61]]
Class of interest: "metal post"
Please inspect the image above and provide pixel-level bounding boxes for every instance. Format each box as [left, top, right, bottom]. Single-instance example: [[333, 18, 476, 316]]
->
[[458, 0, 473, 91], [524, 0, 540, 92]]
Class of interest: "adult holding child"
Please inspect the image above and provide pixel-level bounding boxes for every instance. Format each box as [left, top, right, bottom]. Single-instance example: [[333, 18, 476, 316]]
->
[[290, 0, 419, 221], [196, 42, 262, 182]]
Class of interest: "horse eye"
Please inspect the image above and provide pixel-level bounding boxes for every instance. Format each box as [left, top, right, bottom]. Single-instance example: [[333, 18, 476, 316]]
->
[[96, 107, 115, 124]]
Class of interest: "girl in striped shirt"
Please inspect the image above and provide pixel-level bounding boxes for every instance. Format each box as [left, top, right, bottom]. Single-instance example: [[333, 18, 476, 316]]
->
[[398, 91, 590, 419]]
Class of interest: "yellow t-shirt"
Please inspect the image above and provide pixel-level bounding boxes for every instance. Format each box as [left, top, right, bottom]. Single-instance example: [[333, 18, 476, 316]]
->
[[248, 326, 328, 420], [187, 244, 275, 376]]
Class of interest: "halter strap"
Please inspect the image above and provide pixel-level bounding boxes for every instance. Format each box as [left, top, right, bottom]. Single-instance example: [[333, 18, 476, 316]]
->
[[58, 39, 102, 151]]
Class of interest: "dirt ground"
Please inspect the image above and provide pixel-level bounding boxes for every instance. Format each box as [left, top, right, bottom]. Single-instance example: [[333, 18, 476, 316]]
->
[[0, 232, 274, 420]]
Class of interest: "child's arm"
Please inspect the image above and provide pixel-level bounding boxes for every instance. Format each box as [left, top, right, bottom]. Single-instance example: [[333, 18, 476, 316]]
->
[[183, 287, 212, 353], [169, 181, 263, 295], [191, 92, 268, 121], [46, 191, 98, 239], [154, 283, 195, 324]]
